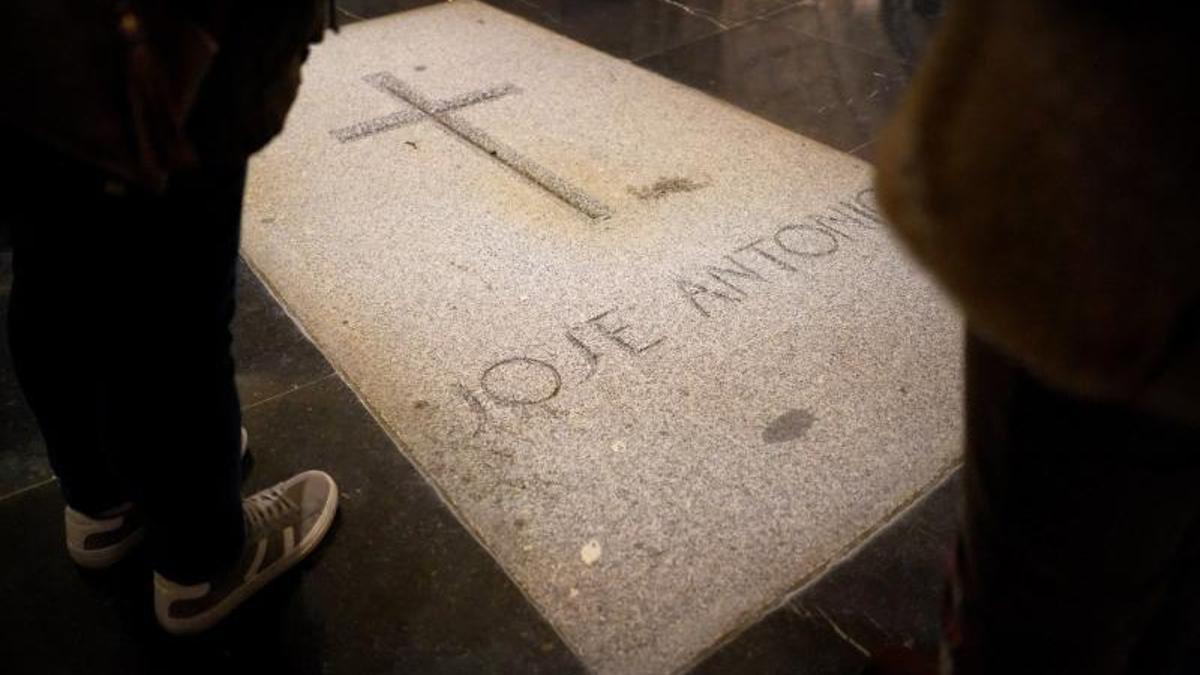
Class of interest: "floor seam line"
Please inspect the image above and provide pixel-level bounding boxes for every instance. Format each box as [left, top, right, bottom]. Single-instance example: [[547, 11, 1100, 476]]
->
[[847, 139, 875, 157], [656, 0, 729, 30], [776, 23, 913, 67], [335, 5, 367, 22], [630, 2, 820, 66], [630, 26, 725, 64], [241, 371, 338, 413], [813, 604, 872, 657], [0, 476, 58, 505]]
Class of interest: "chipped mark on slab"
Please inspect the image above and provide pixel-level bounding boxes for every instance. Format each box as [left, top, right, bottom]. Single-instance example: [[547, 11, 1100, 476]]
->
[[762, 408, 816, 444], [361, 72, 612, 220], [580, 540, 602, 565], [629, 176, 709, 201]]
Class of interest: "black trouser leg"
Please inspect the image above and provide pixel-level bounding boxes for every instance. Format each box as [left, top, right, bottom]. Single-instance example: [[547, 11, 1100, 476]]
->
[[8, 153, 246, 583], [952, 331, 1200, 674], [8, 177, 124, 514]]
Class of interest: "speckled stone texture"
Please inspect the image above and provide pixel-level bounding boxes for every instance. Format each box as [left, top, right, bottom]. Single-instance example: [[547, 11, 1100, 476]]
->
[[242, 3, 962, 672]]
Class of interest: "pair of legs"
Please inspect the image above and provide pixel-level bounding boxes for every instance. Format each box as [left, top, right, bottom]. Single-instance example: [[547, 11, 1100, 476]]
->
[[948, 333, 1200, 674], [7, 145, 246, 585]]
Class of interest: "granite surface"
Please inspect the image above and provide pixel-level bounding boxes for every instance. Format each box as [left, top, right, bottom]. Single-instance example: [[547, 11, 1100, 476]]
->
[[242, 3, 962, 671]]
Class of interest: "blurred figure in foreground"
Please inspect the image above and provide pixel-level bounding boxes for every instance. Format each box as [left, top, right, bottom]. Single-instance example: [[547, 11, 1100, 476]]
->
[[877, 0, 1200, 673], [0, 1, 339, 634]]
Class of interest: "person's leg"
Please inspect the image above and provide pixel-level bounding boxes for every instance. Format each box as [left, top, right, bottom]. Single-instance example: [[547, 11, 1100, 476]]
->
[[100, 162, 248, 584], [7, 146, 246, 579], [10, 145, 338, 631], [7, 149, 130, 516], [950, 332, 1200, 674], [127, 166, 338, 635]]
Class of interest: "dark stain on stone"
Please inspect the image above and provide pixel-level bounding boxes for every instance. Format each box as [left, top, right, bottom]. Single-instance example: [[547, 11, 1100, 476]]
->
[[414, 65, 427, 72], [762, 408, 816, 444], [629, 176, 709, 201], [414, 400, 430, 410]]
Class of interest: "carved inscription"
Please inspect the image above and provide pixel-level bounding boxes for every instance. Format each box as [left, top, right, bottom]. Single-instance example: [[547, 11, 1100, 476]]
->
[[464, 188, 887, 410]]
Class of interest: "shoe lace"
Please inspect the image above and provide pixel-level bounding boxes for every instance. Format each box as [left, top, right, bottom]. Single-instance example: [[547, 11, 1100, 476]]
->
[[243, 484, 299, 533]]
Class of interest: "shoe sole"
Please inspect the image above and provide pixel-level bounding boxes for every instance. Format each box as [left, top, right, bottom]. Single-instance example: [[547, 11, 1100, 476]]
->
[[67, 528, 146, 569], [155, 470, 339, 636]]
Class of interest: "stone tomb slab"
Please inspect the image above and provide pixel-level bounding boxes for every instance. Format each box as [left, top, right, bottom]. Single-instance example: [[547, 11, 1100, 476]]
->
[[242, 2, 963, 672]]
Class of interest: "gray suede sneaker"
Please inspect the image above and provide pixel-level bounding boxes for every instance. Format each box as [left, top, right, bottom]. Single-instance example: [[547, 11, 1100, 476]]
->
[[153, 470, 339, 636], [63, 428, 251, 570]]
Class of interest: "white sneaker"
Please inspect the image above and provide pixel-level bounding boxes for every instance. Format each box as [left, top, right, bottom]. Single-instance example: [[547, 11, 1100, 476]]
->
[[65, 502, 146, 569], [63, 428, 251, 569], [154, 470, 339, 636]]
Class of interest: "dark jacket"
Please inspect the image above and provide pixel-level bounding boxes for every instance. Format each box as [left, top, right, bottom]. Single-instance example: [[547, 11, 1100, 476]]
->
[[0, 0, 332, 191], [876, 0, 1200, 425]]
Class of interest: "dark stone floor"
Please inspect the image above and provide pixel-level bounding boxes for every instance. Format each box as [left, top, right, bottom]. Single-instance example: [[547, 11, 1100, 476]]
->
[[0, 263, 584, 675], [693, 472, 958, 674], [0, 2, 953, 673]]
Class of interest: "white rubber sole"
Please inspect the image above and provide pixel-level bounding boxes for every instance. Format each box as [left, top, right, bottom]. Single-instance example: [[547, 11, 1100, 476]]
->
[[67, 528, 146, 569], [155, 471, 339, 636]]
